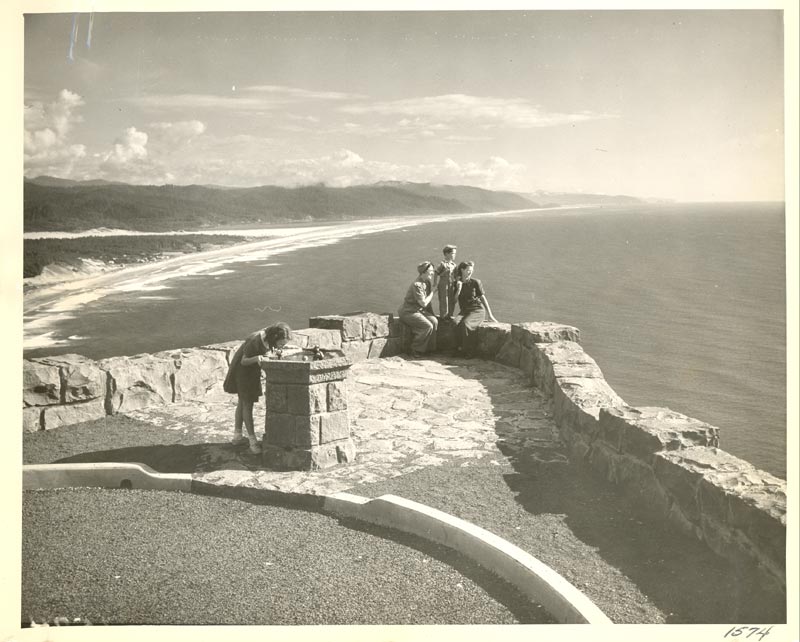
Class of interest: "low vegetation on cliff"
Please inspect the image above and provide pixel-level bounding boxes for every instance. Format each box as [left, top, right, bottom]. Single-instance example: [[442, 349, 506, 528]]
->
[[23, 234, 250, 278]]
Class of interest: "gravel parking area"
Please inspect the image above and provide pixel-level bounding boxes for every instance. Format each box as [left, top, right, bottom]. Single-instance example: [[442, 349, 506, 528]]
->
[[22, 488, 555, 626]]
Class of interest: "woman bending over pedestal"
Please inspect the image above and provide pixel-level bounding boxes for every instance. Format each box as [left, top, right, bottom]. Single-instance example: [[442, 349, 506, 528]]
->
[[223, 322, 292, 453]]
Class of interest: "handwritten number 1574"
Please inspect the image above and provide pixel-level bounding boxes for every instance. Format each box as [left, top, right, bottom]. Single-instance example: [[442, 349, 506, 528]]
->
[[724, 626, 772, 640]]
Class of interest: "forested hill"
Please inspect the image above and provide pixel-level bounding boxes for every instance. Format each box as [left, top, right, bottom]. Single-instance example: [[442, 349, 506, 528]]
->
[[23, 179, 539, 233]]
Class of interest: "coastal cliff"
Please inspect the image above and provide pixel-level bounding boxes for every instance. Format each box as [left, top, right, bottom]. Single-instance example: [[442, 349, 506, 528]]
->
[[22, 312, 786, 600]]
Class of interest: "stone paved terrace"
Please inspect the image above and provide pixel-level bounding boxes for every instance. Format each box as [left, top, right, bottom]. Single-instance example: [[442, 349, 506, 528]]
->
[[125, 355, 564, 496]]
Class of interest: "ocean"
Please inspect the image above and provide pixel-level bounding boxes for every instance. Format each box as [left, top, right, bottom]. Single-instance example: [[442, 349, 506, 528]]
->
[[23, 203, 787, 478]]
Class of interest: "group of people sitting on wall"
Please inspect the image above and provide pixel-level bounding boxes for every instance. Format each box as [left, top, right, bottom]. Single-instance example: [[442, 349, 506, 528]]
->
[[397, 244, 498, 359]]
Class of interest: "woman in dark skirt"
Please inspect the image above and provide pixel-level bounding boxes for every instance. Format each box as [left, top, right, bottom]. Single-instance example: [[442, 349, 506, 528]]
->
[[223, 322, 292, 453], [454, 261, 498, 357]]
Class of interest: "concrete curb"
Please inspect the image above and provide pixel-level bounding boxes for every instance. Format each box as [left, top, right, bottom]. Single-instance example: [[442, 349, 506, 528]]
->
[[323, 492, 611, 624], [22, 463, 192, 492], [22, 463, 611, 624]]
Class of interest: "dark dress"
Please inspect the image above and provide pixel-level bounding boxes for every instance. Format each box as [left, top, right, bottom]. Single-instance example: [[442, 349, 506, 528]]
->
[[456, 278, 486, 355], [223, 331, 268, 402]]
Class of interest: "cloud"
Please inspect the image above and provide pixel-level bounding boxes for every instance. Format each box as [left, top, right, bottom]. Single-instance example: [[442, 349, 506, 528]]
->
[[239, 149, 524, 190], [434, 156, 523, 189], [338, 118, 456, 142], [95, 120, 208, 182], [95, 126, 176, 185], [103, 127, 149, 165], [268, 149, 369, 187], [241, 85, 363, 101], [24, 89, 87, 174], [99, 143, 524, 190], [342, 94, 613, 130], [22, 90, 523, 190], [126, 85, 363, 112], [147, 120, 207, 147], [127, 93, 267, 111]]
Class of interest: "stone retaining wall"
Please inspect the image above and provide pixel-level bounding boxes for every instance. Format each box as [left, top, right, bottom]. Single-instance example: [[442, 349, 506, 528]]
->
[[471, 320, 786, 598], [21, 312, 404, 432], [22, 311, 786, 596]]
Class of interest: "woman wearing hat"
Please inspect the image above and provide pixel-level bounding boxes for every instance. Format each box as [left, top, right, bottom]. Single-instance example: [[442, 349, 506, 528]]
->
[[397, 261, 438, 358]]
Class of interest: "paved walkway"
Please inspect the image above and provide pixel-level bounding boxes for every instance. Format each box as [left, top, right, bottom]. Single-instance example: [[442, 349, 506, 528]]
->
[[125, 355, 566, 496]]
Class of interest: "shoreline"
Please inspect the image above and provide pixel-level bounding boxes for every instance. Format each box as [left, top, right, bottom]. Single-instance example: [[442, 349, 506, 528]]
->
[[22, 206, 584, 352], [22, 204, 598, 289], [22, 204, 593, 240]]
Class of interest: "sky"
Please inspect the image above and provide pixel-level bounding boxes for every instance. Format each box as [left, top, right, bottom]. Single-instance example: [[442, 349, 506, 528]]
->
[[23, 9, 786, 201]]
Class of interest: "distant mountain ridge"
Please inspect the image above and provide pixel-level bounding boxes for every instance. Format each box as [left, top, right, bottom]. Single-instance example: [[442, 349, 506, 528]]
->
[[524, 190, 650, 206], [27, 176, 127, 188], [23, 177, 646, 233], [24, 178, 537, 233]]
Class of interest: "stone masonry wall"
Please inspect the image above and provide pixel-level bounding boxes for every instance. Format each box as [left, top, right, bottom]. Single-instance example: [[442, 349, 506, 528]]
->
[[472, 320, 786, 597], [21, 312, 402, 432], [22, 311, 786, 596]]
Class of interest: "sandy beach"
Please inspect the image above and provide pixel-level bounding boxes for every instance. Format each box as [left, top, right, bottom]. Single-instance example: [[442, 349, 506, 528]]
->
[[23, 208, 565, 352]]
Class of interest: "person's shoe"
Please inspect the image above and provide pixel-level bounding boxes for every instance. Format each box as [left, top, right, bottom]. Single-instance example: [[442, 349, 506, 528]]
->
[[248, 440, 262, 454], [231, 432, 248, 445]]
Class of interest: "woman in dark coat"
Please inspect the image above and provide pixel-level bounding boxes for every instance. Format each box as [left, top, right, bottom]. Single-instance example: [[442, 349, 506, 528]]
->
[[455, 261, 498, 357], [223, 322, 292, 453]]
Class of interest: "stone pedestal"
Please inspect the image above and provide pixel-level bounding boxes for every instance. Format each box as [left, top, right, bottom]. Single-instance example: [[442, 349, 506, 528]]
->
[[260, 351, 355, 471]]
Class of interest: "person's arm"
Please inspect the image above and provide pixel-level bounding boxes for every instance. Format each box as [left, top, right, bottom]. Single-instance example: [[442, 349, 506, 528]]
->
[[480, 295, 498, 323], [475, 281, 497, 323], [433, 262, 444, 290], [241, 335, 266, 366], [241, 354, 265, 366], [413, 281, 435, 309]]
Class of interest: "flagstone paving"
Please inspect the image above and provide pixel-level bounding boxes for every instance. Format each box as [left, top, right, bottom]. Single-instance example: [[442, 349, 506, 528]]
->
[[124, 355, 566, 497]]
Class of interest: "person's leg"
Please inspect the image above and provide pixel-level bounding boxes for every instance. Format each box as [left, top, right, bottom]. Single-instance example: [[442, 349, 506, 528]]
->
[[402, 312, 434, 355], [425, 313, 438, 352], [462, 310, 484, 356], [455, 318, 466, 352], [438, 287, 448, 318], [232, 398, 247, 443], [239, 396, 261, 453], [235, 400, 243, 430], [241, 400, 255, 436]]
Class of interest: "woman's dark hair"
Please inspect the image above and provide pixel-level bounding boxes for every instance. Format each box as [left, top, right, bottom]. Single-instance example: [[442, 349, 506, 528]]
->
[[264, 322, 292, 349], [457, 260, 474, 279]]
